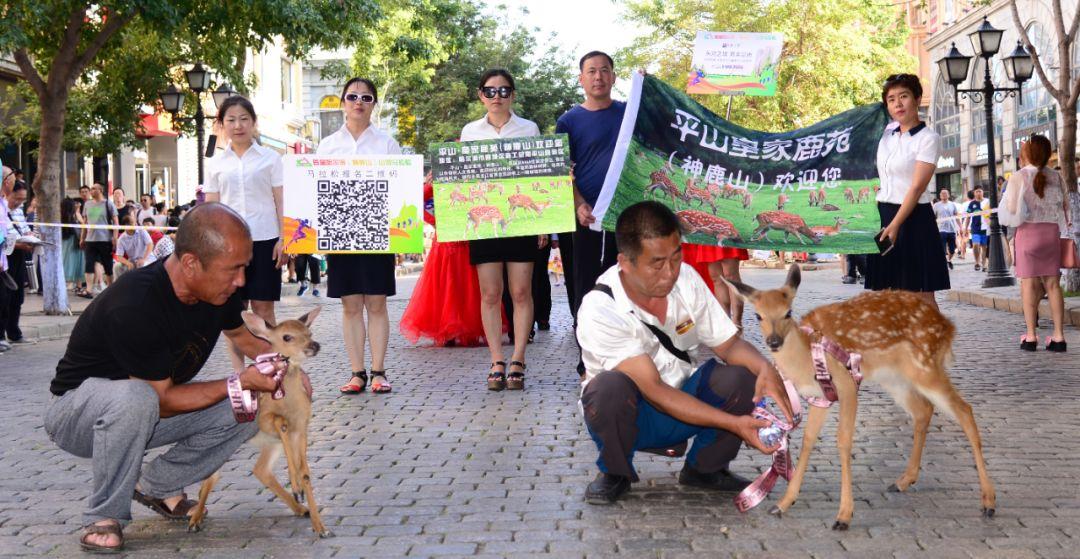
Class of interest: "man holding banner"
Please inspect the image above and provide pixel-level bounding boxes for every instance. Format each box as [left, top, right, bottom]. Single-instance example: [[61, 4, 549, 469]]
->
[[556, 51, 625, 376]]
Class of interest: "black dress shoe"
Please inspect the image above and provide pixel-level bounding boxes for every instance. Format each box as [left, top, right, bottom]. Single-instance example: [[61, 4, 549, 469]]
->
[[585, 473, 631, 504], [1046, 339, 1067, 352], [537, 321, 550, 331], [841, 276, 856, 284], [1020, 338, 1037, 352], [678, 464, 752, 492]]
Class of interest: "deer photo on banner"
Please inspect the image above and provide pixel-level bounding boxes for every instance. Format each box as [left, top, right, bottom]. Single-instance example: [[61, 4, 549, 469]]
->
[[593, 73, 890, 254]]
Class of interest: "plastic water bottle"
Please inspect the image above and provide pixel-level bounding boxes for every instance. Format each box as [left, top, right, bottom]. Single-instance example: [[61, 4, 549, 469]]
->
[[756, 398, 785, 447]]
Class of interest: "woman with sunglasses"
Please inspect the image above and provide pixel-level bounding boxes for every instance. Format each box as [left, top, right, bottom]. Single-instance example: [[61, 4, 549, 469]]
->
[[460, 69, 548, 391], [319, 78, 401, 395]]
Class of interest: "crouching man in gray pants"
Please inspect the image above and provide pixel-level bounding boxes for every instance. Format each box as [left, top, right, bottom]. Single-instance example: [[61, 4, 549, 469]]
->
[[44, 204, 295, 553]]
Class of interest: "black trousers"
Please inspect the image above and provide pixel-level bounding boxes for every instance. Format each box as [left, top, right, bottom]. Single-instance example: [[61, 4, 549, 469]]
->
[[1, 250, 27, 342], [295, 254, 321, 285], [572, 225, 618, 374], [580, 362, 756, 481], [846, 254, 868, 278], [557, 233, 576, 321]]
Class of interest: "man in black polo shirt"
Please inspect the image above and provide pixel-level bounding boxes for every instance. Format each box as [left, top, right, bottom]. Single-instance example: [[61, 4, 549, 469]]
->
[[45, 203, 287, 553]]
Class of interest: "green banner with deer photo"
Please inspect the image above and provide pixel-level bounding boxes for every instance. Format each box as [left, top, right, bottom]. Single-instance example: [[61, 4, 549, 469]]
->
[[594, 73, 890, 253], [430, 135, 576, 242]]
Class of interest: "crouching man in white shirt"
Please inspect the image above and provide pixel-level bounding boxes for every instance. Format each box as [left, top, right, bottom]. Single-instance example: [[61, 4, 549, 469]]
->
[[577, 201, 794, 504]]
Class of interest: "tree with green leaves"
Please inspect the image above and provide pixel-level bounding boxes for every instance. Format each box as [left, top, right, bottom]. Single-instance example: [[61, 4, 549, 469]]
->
[[618, 0, 915, 131], [0, 1, 381, 314], [339, 1, 580, 154], [1008, 0, 1080, 290]]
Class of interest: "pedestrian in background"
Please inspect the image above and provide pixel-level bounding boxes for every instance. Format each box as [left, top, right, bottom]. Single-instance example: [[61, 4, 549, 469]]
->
[[966, 188, 990, 271], [864, 73, 949, 308], [80, 183, 118, 298], [2, 179, 36, 347], [113, 213, 154, 277], [933, 189, 958, 269], [61, 197, 87, 295], [1002, 135, 1071, 352]]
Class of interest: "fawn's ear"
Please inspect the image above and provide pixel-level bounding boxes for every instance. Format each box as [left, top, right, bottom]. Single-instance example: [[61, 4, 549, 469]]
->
[[297, 306, 322, 327], [723, 277, 758, 302], [784, 264, 802, 294], [241, 310, 272, 339]]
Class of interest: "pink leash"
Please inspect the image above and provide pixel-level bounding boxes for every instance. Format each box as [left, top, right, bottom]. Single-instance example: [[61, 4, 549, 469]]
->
[[226, 353, 287, 423], [734, 328, 864, 512]]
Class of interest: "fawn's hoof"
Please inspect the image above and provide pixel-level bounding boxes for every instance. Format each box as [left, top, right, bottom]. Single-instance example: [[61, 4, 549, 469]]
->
[[832, 521, 849, 531], [887, 483, 901, 492], [982, 507, 995, 518], [187, 523, 202, 533], [768, 505, 783, 517], [317, 529, 334, 538]]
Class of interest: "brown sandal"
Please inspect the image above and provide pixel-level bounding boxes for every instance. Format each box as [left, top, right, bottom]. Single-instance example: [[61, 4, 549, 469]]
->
[[133, 489, 199, 520], [506, 360, 526, 390], [487, 361, 507, 391], [80, 521, 123, 554], [340, 371, 368, 394]]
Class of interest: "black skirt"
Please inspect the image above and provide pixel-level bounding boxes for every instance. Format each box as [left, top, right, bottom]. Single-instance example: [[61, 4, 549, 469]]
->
[[865, 202, 950, 292], [240, 238, 282, 302], [326, 253, 396, 297], [469, 236, 540, 265]]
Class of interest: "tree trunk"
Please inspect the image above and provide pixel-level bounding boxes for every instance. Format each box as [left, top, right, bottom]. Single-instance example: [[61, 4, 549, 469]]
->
[[32, 94, 71, 315]]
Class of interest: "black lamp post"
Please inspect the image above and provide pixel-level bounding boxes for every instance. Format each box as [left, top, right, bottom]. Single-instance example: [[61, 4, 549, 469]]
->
[[159, 63, 237, 186], [937, 17, 1035, 288]]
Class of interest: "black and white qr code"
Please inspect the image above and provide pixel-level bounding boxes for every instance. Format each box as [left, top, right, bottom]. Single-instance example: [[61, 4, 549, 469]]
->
[[316, 179, 390, 251]]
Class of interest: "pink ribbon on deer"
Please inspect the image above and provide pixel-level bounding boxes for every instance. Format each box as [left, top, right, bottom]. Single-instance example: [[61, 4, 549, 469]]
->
[[800, 326, 863, 406], [226, 353, 287, 423], [734, 379, 802, 513]]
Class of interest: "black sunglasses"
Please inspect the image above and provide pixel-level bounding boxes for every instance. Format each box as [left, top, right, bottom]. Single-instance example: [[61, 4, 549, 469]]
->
[[1, 171, 13, 183], [480, 86, 514, 99], [343, 92, 375, 104]]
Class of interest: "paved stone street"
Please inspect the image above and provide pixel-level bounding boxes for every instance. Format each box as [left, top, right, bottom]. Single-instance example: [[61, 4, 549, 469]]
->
[[1, 266, 1078, 558]]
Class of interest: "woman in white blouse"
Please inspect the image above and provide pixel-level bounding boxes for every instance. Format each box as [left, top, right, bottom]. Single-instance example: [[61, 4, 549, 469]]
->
[[864, 74, 949, 307], [322, 78, 401, 395], [461, 69, 548, 391], [1003, 135, 1071, 352], [204, 96, 285, 372]]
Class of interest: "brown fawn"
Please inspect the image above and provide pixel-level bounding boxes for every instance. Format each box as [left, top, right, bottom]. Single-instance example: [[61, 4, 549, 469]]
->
[[187, 308, 332, 537], [728, 265, 995, 529]]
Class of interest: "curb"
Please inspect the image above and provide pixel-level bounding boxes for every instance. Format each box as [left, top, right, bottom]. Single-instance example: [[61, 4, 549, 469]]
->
[[946, 289, 1080, 327]]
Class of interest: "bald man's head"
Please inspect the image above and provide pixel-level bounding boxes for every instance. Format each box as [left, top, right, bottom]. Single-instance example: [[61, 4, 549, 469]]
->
[[175, 203, 252, 266]]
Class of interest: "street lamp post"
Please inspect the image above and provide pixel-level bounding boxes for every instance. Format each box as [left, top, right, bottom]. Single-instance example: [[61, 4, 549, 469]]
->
[[159, 63, 237, 186], [937, 17, 1035, 288]]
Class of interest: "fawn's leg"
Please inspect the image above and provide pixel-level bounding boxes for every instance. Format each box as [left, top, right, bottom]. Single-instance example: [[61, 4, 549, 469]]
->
[[833, 388, 858, 530], [252, 444, 308, 516], [918, 378, 996, 516], [187, 472, 219, 532], [891, 388, 934, 492], [294, 429, 332, 537], [272, 417, 305, 503], [772, 403, 829, 515]]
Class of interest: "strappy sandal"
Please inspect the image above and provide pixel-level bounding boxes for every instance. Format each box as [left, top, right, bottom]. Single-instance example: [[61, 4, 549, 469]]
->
[[487, 360, 507, 391], [506, 360, 526, 391], [370, 370, 392, 393], [340, 371, 368, 394], [80, 521, 123, 554], [132, 489, 199, 520]]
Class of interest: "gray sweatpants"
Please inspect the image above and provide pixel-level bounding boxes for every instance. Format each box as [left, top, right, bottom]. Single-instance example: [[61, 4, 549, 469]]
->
[[44, 378, 258, 526]]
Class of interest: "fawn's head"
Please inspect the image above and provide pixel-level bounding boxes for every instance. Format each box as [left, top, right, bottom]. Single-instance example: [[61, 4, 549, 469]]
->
[[242, 307, 322, 363], [726, 264, 801, 352]]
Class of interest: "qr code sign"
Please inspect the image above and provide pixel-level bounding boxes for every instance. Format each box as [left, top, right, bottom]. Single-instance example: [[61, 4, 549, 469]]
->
[[316, 179, 390, 251]]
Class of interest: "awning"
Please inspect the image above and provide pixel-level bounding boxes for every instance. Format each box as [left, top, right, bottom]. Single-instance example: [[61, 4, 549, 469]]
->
[[136, 113, 178, 138]]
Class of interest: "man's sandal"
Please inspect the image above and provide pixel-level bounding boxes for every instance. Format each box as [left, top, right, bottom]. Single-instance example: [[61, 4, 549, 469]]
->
[[80, 522, 123, 554], [370, 370, 392, 393], [487, 360, 507, 391], [133, 489, 199, 520], [339, 371, 368, 394], [507, 361, 526, 390]]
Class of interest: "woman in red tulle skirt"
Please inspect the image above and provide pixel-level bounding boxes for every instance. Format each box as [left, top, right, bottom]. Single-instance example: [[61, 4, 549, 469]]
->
[[400, 181, 496, 347], [681, 243, 750, 330]]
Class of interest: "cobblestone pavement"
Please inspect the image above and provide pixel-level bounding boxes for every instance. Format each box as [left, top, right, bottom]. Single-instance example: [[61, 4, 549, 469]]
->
[[1, 267, 1077, 558]]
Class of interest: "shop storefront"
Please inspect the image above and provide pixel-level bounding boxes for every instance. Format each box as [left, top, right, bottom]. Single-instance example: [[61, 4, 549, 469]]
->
[[1012, 121, 1058, 168], [935, 147, 961, 194]]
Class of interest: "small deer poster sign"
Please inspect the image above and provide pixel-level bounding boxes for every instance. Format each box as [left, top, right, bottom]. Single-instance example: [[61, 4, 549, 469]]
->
[[429, 135, 576, 242]]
